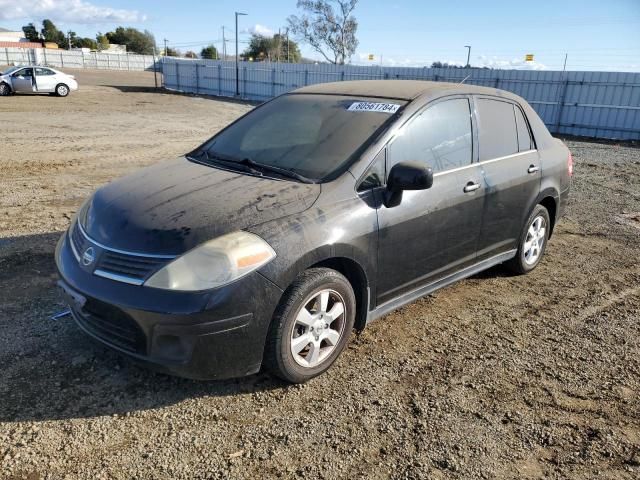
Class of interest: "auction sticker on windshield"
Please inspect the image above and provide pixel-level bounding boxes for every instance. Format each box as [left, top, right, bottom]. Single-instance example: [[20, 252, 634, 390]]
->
[[347, 102, 401, 114]]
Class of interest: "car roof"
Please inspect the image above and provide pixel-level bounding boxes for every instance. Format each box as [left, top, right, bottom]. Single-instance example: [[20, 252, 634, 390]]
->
[[292, 79, 523, 103]]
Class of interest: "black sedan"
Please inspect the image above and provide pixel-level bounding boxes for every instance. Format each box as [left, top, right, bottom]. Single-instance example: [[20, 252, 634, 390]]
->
[[56, 80, 572, 383]]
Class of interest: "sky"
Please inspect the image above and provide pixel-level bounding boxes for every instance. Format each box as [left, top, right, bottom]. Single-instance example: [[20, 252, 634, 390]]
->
[[0, 0, 639, 71]]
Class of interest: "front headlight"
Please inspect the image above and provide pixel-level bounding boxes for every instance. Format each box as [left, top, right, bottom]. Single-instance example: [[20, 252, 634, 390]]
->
[[144, 231, 276, 291]]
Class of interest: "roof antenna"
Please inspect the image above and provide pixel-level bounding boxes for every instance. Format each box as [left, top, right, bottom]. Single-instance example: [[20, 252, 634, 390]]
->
[[459, 74, 471, 85]]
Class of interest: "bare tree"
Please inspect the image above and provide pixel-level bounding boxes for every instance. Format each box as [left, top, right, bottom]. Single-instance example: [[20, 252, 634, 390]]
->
[[287, 0, 359, 64]]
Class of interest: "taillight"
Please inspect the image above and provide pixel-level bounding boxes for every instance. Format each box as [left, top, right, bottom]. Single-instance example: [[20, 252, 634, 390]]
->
[[567, 151, 574, 177]]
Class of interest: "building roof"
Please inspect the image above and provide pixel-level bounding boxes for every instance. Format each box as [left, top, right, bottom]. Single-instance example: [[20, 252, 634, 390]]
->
[[0, 41, 43, 48], [293, 79, 515, 101], [0, 27, 20, 33]]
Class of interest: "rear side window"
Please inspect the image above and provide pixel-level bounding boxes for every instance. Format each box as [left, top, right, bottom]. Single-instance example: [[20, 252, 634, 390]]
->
[[477, 98, 518, 161], [514, 105, 533, 151], [388, 98, 472, 173]]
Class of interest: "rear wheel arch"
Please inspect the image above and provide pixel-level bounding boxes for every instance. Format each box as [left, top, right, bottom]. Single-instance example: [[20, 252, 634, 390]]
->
[[538, 195, 558, 238]]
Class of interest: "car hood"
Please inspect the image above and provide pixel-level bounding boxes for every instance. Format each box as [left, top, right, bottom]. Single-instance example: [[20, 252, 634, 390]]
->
[[80, 157, 321, 255]]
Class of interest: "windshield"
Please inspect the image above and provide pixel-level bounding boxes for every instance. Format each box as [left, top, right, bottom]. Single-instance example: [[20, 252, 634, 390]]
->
[[1, 66, 20, 76], [193, 94, 405, 181]]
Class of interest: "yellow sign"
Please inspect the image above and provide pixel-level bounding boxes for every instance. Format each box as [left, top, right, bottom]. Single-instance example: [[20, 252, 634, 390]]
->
[[525, 54, 534, 62], [368, 54, 374, 61]]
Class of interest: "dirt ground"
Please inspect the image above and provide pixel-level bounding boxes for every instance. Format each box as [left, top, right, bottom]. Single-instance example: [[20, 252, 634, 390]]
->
[[1, 69, 639, 480]]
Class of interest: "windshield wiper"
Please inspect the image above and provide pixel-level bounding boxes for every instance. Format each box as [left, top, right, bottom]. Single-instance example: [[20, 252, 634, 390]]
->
[[238, 157, 315, 184], [189, 150, 260, 176], [190, 150, 315, 184]]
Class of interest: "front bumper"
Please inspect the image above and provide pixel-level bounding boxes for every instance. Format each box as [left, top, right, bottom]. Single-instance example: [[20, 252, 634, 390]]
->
[[55, 231, 283, 380]]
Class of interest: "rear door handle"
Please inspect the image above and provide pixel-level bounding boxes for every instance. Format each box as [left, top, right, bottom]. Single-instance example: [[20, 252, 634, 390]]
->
[[528, 165, 540, 174], [463, 181, 481, 193]]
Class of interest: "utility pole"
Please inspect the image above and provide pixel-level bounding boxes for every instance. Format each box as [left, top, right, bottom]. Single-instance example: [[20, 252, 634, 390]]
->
[[277, 28, 281, 63], [163, 38, 168, 56], [67, 31, 72, 49], [222, 26, 226, 59], [464, 45, 471, 68], [235, 11, 248, 96], [152, 45, 158, 88], [285, 28, 290, 63], [562, 53, 568, 72]]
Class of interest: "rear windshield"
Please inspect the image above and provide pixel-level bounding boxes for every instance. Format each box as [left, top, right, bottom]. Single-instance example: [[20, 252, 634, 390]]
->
[[194, 94, 406, 181]]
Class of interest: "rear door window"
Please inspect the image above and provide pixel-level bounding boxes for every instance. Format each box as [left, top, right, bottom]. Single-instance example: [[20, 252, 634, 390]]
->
[[514, 105, 533, 151], [476, 98, 518, 161], [388, 98, 472, 174], [35, 68, 55, 76]]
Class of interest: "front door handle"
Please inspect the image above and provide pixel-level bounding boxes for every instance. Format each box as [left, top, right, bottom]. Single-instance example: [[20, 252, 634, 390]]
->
[[528, 164, 540, 174], [463, 181, 481, 193]]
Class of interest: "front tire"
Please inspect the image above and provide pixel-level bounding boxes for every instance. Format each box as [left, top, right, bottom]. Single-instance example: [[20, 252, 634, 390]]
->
[[506, 204, 550, 274], [0, 82, 11, 96], [264, 268, 356, 383], [55, 83, 70, 97]]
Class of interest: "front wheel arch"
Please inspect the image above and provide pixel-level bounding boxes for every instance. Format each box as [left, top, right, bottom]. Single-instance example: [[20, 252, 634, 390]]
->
[[309, 257, 369, 331], [0, 82, 12, 95], [263, 267, 357, 383]]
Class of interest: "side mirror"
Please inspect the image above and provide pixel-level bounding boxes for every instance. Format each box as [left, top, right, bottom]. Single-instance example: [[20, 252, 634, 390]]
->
[[384, 161, 433, 207]]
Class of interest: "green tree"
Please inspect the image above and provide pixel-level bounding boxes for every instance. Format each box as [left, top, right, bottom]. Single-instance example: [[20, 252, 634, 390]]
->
[[200, 44, 219, 60], [243, 34, 301, 62], [41, 19, 67, 48], [75, 37, 98, 50], [105, 27, 156, 55], [164, 47, 179, 57], [96, 32, 110, 51], [287, 0, 359, 64], [184, 51, 197, 58], [22, 23, 40, 42]]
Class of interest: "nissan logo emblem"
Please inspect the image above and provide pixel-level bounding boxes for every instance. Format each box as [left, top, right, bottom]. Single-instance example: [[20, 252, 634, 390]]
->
[[81, 246, 95, 266]]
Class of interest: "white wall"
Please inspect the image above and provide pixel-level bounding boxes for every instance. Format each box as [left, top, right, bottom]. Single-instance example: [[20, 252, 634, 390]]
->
[[1, 47, 159, 72], [0, 32, 26, 43]]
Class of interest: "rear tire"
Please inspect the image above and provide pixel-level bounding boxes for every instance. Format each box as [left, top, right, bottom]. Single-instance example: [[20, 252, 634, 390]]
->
[[55, 83, 70, 97], [264, 268, 356, 383], [505, 204, 550, 275], [0, 82, 11, 96]]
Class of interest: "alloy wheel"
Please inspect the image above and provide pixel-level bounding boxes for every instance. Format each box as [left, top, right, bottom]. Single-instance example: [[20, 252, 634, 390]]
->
[[523, 215, 546, 265], [290, 289, 346, 368]]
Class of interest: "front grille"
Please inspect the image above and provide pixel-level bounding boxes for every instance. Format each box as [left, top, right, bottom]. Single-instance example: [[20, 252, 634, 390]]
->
[[69, 220, 173, 284], [70, 222, 85, 260], [72, 297, 146, 354], [97, 250, 167, 281]]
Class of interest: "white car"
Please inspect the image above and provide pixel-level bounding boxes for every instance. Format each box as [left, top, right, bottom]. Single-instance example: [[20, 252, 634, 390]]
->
[[0, 66, 78, 97]]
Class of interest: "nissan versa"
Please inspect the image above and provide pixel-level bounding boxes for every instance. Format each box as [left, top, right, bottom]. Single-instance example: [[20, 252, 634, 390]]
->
[[56, 80, 572, 383]]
